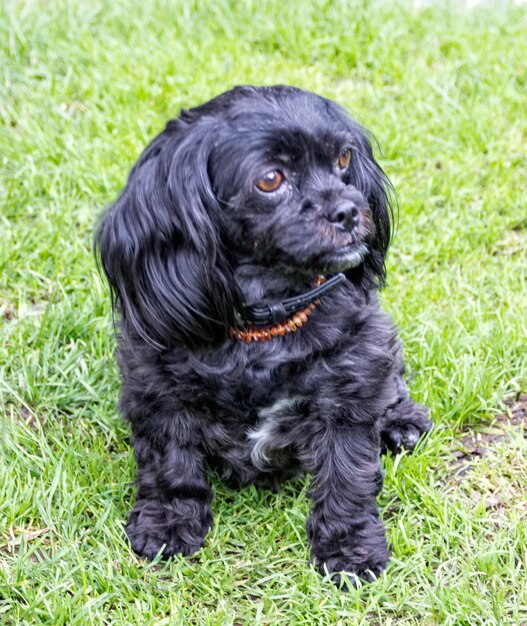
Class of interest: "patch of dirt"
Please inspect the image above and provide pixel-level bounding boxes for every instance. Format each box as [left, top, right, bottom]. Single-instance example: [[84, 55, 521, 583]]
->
[[1, 302, 15, 321], [451, 394, 526, 477], [0, 527, 52, 561], [447, 394, 527, 518], [6, 404, 45, 429], [492, 229, 527, 257], [1, 298, 51, 324]]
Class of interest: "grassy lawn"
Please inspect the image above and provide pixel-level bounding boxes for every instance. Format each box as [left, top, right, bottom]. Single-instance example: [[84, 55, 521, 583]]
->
[[1, 0, 526, 623]]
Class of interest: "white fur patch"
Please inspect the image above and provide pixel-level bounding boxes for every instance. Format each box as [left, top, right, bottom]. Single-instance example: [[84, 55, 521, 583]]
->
[[339, 244, 368, 269], [248, 396, 303, 467]]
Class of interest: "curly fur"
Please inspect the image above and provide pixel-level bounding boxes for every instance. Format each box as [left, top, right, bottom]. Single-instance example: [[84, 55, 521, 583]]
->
[[96, 85, 432, 587]]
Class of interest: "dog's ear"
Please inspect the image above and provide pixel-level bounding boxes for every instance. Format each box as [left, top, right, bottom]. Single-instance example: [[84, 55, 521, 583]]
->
[[347, 125, 394, 286], [95, 120, 241, 349]]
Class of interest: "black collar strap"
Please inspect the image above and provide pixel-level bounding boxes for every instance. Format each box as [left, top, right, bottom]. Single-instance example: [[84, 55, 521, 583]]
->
[[239, 273, 346, 327]]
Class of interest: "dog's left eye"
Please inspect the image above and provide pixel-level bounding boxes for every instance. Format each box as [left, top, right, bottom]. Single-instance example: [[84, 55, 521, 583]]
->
[[337, 147, 351, 170], [256, 170, 284, 193]]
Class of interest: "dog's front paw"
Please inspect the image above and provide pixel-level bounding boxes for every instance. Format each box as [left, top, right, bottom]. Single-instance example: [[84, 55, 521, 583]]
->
[[126, 498, 212, 560], [309, 517, 390, 589], [381, 400, 432, 454]]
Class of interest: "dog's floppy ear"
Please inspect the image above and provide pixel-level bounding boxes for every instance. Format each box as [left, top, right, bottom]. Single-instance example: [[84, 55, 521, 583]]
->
[[348, 124, 394, 286], [96, 119, 241, 349]]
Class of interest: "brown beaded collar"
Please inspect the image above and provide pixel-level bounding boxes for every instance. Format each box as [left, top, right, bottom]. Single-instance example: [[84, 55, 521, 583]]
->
[[229, 273, 346, 344]]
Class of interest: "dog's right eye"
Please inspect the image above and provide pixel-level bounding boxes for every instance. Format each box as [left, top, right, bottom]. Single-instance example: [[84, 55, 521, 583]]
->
[[337, 147, 352, 170], [256, 170, 284, 193]]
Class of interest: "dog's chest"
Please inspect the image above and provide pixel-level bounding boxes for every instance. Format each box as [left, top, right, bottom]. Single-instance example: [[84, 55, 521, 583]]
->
[[212, 362, 309, 425], [193, 340, 319, 435], [190, 299, 395, 425], [247, 395, 306, 466]]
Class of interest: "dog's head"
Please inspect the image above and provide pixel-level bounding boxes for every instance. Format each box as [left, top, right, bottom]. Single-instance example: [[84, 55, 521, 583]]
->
[[96, 86, 393, 349]]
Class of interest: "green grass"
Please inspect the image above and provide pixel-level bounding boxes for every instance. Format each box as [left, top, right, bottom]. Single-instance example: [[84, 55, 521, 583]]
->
[[1, 0, 526, 623]]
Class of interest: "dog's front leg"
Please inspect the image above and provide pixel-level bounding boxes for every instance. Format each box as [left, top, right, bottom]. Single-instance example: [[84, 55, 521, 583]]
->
[[125, 418, 213, 560], [306, 422, 389, 587]]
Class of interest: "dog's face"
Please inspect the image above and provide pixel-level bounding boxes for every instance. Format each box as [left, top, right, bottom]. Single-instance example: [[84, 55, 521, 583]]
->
[[97, 86, 393, 348], [210, 113, 375, 276]]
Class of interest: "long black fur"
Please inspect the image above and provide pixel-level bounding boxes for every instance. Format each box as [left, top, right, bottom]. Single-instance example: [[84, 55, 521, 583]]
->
[[96, 85, 432, 586]]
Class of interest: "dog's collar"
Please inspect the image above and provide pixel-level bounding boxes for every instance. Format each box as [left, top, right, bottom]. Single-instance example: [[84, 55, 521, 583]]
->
[[229, 273, 346, 343]]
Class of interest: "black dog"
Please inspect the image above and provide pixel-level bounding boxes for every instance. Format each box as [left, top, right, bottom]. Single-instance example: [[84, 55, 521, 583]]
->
[[96, 85, 432, 586]]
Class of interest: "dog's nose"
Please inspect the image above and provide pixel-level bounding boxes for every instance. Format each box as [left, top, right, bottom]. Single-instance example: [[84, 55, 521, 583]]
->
[[327, 201, 360, 231]]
